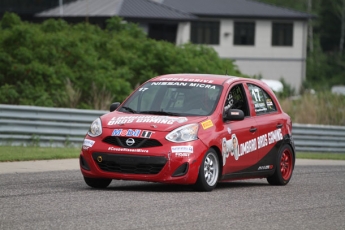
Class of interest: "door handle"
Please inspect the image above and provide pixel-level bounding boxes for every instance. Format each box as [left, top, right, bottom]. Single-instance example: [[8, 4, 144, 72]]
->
[[249, 127, 257, 133], [276, 123, 283, 128]]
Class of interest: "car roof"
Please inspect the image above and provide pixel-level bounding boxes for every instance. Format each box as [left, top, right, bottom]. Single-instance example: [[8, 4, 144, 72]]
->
[[150, 73, 238, 85]]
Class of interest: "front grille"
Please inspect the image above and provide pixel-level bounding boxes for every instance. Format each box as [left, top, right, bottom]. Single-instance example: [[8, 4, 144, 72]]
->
[[93, 153, 167, 174], [103, 136, 162, 148]]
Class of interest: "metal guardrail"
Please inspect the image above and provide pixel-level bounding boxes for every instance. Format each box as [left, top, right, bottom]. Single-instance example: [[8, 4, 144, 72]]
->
[[0, 104, 344, 152], [0, 104, 107, 147]]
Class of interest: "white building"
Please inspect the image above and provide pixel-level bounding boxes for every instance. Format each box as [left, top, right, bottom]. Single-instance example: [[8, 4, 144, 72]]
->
[[37, 0, 312, 91]]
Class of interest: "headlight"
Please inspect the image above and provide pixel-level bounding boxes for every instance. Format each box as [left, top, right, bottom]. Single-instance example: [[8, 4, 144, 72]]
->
[[88, 118, 102, 137], [166, 123, 199, 143]]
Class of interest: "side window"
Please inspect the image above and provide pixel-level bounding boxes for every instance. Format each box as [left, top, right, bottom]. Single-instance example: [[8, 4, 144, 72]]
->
[[224, 84, 250, 116], [247, 84, 277, 115]]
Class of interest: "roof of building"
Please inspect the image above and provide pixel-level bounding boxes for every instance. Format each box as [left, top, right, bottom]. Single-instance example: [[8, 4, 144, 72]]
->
[[36, 0, 196, 20], [162, 0, 312, 20], [36, 0, 312, 20]]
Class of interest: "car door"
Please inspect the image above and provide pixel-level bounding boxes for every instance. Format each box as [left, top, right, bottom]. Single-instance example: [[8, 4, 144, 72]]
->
[[221, 83, 259, 174], [247, 83, 285, 165]]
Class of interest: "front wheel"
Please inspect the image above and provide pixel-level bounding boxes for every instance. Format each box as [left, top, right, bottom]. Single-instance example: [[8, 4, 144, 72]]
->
[[84, 177, 112, 188], [267, 144, 294, 185], [195, 149, 220, 192]]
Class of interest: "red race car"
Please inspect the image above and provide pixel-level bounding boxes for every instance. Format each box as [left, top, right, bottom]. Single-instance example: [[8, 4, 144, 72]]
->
[[80, 74, 295, 191]]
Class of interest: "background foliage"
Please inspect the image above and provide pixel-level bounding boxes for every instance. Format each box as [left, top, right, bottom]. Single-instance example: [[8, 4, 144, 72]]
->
[[1, 3, 345, 125], [0, 13, 242, 109]]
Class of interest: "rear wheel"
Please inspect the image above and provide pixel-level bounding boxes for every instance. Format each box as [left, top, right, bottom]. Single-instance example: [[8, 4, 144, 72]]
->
[[195, 149, 219, 192], [84, 177, 112, 188], [267, 144, 294, 185]]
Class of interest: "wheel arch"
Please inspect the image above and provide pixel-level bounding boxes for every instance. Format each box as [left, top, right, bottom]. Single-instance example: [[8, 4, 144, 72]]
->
[[209, 145, 223, 179], [282, 133, 296, 166]]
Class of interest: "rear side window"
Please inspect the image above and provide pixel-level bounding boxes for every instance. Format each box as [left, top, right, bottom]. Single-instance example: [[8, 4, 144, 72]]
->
[[247, 84, 277, 115]]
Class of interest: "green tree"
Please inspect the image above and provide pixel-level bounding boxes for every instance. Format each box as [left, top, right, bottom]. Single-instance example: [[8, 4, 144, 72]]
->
[[0, 13, 242, 109]]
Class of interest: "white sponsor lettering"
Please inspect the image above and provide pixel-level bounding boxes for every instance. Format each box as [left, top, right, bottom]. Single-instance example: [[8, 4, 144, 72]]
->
[[257, 134, 268, 149], [171, 146, 193, 153], [222, 128, 284, 163], [258, 165, 271, 170], [268, 129, 283, 145], [108, 147, 148, 153], [239, 138, 257, 156], [175, 152, 191, 157], [83, 139, 95, 148], [188, 83, 216, 89], [107, 116, 187, 125], [151, 82, 188, 86], [158, 78, 214, 83]]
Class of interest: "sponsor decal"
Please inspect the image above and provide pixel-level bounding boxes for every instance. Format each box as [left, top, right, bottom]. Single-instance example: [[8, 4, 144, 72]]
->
[[138, 87, 148, 92], [82, 139, 95, 149], [171, 146, 193, 153], [111, 129, 153, 138], [258, 165, 273, 170], [175, 152, 191, 157], [108, 116, 188, 125], [108, 147, 148, 153], [254, 102, 266, 108], [157, 78, 214, 83], [255, 108, 267, 112], [222, 134, 239, 165], [141, 130, 153, 138], [227, 127, 232, 134], [221, 128, 283, 164], [201, 119, 213, 130], [266, 98, 273, 106], [231, 111, 239, 115], [151, 82, 216, 89]]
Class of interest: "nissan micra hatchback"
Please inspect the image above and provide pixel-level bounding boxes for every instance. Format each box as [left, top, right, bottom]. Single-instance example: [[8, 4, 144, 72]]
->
[[80, 74, 295, 191]]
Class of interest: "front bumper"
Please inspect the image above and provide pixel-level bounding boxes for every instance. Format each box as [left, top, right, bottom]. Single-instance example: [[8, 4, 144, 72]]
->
[[80, 136, 208, 185]]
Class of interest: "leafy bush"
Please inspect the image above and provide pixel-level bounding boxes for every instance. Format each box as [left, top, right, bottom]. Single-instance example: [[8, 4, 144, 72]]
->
[[0, 13, 242, 109]]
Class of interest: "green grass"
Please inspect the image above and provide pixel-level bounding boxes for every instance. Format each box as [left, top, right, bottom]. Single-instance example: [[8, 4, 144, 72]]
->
[[0, 146, 80, 162], [296, 152, 345, 160], [0, 146, 345, 162]]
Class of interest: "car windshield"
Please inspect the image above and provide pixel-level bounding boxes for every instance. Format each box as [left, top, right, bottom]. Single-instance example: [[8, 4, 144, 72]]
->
[[119, 81, 223, 116]]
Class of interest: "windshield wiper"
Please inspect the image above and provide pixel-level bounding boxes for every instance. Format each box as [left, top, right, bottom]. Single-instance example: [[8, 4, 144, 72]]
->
[[121, 106, 137, 113], [139, 110, 180, 116]]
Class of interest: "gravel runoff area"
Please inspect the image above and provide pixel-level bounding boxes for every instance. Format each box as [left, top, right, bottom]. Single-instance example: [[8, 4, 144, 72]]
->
[[0, 158, 345, 174]]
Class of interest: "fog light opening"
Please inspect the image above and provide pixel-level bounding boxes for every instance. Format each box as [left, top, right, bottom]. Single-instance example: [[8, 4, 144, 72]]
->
[[172, 163, 189, 177], [80, 156, 90, 171]]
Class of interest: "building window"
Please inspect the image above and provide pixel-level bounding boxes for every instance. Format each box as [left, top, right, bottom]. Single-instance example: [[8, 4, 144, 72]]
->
[[272, 22, 293, 46], [234, 22, 255, 45], [191, 21, 220, 45]]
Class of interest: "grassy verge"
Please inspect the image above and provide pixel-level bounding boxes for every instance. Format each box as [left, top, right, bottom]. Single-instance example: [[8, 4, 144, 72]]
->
[[0, 146, 345, 162], [296, 152, 345, 160], [0, 146, 80, 162]]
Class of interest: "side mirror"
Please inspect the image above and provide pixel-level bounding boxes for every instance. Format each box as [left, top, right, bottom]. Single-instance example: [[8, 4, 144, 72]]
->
[[110, 102, 121, 112], [224, 109, 244, 121]]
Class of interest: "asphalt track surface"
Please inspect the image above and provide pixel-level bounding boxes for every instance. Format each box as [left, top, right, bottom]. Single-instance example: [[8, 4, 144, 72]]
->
[[0, 160, 344, 230]]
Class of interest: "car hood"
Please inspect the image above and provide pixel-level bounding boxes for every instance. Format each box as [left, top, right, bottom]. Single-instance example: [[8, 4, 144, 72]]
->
[[101, 111, 208, 132]]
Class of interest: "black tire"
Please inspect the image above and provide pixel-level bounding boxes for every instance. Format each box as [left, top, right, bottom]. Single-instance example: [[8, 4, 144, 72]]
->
[[195, 149, 220, 192], [267, 144, 294, 185], [84, 177, 112, 188]]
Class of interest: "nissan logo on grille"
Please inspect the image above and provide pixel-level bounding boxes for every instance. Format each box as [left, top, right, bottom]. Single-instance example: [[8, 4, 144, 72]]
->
[[126, 138, 135, 146]]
